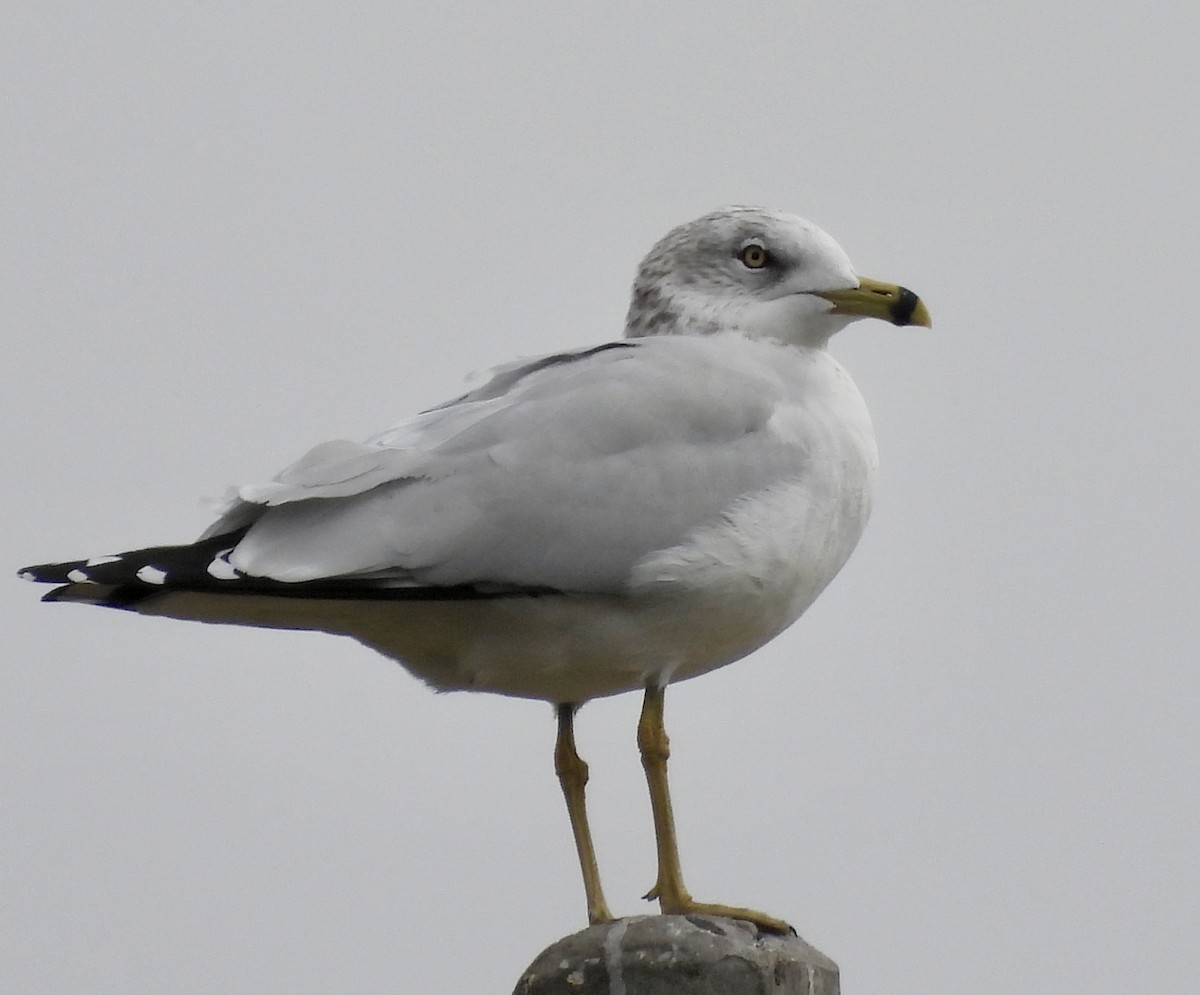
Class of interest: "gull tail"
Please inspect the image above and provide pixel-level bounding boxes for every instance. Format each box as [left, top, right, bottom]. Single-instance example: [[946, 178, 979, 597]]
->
[[18, 529, 555, 669], [16, 529, 430, 638]]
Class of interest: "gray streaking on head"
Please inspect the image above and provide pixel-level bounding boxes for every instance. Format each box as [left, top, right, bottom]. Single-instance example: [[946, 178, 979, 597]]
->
[[20, 205, 931, 933]]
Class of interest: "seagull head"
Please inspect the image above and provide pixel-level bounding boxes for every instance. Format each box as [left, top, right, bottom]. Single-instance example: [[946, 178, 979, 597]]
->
[[624, 206, 930, 347]]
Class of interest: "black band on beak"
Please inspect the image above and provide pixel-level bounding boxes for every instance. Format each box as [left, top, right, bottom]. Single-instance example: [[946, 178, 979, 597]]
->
[[889, 286, 922, 326]]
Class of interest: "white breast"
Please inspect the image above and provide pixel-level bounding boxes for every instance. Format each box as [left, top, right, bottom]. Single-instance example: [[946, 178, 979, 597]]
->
[[624, 348, 878, 679]]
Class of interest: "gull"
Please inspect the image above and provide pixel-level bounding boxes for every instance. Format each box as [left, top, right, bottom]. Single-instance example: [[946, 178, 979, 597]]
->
[[19, 206, 930, 933]]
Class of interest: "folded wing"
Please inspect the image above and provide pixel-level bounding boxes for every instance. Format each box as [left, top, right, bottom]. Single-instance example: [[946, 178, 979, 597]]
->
[[94, 337, 812, 595]]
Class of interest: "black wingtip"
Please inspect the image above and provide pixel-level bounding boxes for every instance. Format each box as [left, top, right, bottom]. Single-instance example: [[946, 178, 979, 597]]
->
[[18, 530, 253, 591], [22, 526, 559, 607], [19, 562, 80, 585]]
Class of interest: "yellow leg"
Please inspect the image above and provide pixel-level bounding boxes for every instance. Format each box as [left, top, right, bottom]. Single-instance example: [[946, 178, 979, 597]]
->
[[637, 683, 793, 934], [555, 703, 614, 925]]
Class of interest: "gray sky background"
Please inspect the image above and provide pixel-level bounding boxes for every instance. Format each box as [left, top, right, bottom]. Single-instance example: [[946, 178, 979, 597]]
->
[[4, 3, 1197, 992]]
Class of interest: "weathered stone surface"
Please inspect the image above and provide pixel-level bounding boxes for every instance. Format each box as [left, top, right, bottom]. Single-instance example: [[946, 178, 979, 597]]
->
[[513, 915, 839, 995]]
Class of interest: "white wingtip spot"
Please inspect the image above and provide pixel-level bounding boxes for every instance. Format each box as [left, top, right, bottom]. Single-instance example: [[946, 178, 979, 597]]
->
[[85, 555, 122, 567], [136, 565, 168, 585], [19, 571, 37, 582], [206, 550, 239, 580], [66, 569, 97, 584]]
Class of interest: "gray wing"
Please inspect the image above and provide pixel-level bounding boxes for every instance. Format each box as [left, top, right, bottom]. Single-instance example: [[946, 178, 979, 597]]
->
[[208, 337, 808, 593]]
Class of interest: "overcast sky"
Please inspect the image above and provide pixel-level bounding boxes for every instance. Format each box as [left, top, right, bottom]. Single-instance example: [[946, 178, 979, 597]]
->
[[4, 3, 1198, 993]]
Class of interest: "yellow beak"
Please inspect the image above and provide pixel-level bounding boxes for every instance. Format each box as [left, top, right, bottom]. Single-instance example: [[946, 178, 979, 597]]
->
[[816, 276, 932, 327]]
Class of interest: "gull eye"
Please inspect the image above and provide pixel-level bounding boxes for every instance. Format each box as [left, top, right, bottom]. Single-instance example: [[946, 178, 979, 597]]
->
[[738, 243, 770, 270]]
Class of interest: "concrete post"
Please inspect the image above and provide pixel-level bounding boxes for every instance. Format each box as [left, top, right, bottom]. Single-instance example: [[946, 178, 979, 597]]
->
[[513, 915, 839, 994]]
